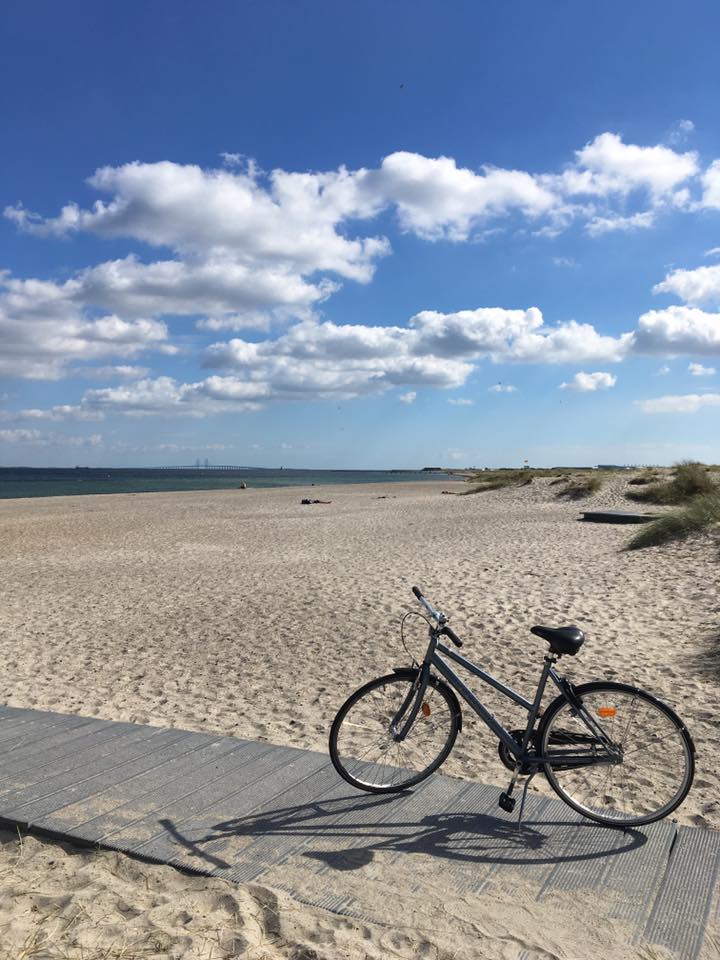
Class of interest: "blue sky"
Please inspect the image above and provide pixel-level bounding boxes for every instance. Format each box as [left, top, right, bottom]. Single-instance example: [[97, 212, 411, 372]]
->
[[2, 0, 720, 468]]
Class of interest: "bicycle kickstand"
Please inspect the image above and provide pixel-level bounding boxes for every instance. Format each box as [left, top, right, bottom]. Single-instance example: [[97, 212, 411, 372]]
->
[[516, 772, 537, 829]]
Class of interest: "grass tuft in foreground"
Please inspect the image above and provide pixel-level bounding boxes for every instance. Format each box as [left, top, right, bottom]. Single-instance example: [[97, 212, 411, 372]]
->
[[627, 461, 718, 505], [625, 494, 720, 550]]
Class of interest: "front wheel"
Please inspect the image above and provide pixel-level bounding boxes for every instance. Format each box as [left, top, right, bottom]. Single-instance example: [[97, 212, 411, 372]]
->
[[539, 681, 695, 826], [329, 672, 460, 793]]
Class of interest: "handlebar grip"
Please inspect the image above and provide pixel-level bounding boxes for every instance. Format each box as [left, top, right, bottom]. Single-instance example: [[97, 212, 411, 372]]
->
[[441, 625, 463, 648], [412, 586, 423, 600]]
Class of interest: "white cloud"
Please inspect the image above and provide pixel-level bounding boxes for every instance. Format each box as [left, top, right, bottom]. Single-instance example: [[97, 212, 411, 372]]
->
[[82, 375, 268, 417], [639, 393, 720, 413], [399, 391, 416, 404], [559, 371, 617, 392], [71, 365, 151, 380], [0, 428, 102, 446], [657, 364, 671, 375], [0, 270, 173, 379], [373, 152, 558, 240], [488, 383, 517, 393], [448, 397, 473, 405], [653, 263, 720, 307], [634, 305, 720, 355], [586, 211, 655, 236], [3, 135, 719, 397], [563, 133, 698, 198], [688, 361, 716, 376], [552, 256, 577, 268], [701, 160, 720, 209], [0, 404, 104, 422], [668, 119, 695, 145], [705, 247, 720, 258]]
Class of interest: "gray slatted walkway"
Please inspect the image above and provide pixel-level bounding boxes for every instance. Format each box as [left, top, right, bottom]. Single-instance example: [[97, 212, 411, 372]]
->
[[0, 705, 717, 959]]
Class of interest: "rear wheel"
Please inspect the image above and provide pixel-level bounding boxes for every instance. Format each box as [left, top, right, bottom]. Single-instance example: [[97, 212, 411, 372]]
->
[[539, 681, 694, 826], [329, 673, 460, 793]]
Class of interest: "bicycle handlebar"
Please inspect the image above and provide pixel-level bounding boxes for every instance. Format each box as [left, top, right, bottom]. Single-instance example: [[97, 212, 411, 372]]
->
[[411, 586, 463, 647]]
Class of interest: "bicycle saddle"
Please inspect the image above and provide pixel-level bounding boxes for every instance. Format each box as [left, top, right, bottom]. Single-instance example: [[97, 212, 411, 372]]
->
[[530, 624, 585, 656]]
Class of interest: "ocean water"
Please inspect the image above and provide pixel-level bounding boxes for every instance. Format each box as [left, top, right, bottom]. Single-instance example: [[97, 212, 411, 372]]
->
[[0, 467, 449, 500]]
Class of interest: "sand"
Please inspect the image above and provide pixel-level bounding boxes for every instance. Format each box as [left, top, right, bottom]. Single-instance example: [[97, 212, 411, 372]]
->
[[1, 474, 718, 958]]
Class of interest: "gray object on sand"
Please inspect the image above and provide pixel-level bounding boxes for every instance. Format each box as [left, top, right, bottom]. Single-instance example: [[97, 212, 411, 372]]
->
[[580, 510, 659, 524]]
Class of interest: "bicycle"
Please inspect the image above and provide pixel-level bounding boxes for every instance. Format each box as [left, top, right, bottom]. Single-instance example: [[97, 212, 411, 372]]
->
[[329, 586, 695, 827]]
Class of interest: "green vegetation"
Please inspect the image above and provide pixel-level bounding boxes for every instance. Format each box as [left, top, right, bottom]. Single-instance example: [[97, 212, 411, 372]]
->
[[627, 461, 718, 505], [626, 494, 720, 550], [457, 466, 608, 496], [555, 475, 603, 500], [626, 471, 660, 486]]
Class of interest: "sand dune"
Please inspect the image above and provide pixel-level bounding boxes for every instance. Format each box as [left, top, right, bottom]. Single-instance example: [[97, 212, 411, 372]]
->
[[1, 475, 718, 957]]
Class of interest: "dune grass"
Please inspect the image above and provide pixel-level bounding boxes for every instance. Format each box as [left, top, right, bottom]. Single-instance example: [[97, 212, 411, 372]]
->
[[555, 474, 603, 500], [458, 468, 534, 494], [625, 493, 720, 550], [627, 461, 718, 505]]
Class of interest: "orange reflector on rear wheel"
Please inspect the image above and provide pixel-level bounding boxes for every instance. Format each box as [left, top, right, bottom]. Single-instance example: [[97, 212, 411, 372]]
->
[[598, 706, 617, 718], [421, 702, 431, 717]]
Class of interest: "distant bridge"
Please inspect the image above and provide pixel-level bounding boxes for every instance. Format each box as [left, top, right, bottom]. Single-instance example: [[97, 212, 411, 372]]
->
[[155, 464, 253, 472]]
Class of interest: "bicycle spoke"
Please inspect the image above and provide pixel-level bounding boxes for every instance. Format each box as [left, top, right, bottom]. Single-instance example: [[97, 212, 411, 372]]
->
[[543, 686, 692, 825]]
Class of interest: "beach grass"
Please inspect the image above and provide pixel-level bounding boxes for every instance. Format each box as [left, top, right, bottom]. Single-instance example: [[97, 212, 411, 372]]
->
[[554, 474, 603, 500], [627, 461, 718, 505], [625, 493, 720, 550], [457, 466, 588, 495]]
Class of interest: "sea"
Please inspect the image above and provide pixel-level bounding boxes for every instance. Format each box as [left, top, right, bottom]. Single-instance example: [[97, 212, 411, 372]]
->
[[0, 467, 449, 500]]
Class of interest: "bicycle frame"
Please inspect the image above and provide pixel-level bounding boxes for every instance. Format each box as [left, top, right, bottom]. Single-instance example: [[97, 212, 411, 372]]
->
[[393, 627, 619, 771]]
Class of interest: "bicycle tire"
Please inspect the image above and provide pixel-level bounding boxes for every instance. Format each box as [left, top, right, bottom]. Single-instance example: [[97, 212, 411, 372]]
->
[[329, 672, 460, 793], [539, 680, 695, 826]]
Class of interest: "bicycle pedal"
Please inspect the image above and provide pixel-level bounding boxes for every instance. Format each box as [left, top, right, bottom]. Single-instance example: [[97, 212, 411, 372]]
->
[[498, 792, 516, 813]]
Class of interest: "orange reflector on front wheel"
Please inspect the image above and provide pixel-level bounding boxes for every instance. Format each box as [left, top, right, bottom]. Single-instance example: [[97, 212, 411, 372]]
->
[[421, 702, 431, 717], [597, 706, 617, 718]]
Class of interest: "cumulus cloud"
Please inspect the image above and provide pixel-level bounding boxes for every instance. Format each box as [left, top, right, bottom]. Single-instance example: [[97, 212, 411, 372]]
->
[[399, 391, 416, 404], [3, 134, 718, 398], [653, 263, 720, 307], [373, 152, 558, 240], [0, 270, 173, 379], [688, 361, 716, 376], [701, 160, 720, 209], [658, 365, 671, 375], [639, 393, 720, 413], [448, 397, 473, 405], [488, 383, 517, 393], [82, 375, 268, 417], [633, 305, 720, 355], [559, 371, 617, 391], [561, 133, 698, 199]]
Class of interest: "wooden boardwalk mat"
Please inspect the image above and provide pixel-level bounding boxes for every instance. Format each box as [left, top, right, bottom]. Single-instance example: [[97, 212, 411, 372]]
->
[[0, 704, 717, 959]]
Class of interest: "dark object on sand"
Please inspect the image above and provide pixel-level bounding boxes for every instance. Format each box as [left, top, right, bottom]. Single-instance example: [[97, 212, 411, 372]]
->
[[238, 482, 247, 489], [301, 498, 332, 505], [580, 510, 658, 524], [441, 490, 455, 495]]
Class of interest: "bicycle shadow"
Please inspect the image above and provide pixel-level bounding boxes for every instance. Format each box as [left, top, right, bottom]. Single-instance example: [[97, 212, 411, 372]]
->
[[157, 788, 647, 874]]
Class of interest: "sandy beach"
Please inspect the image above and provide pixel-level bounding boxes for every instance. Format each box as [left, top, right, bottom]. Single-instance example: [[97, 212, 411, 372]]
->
[[1, 475, 719, 958]]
